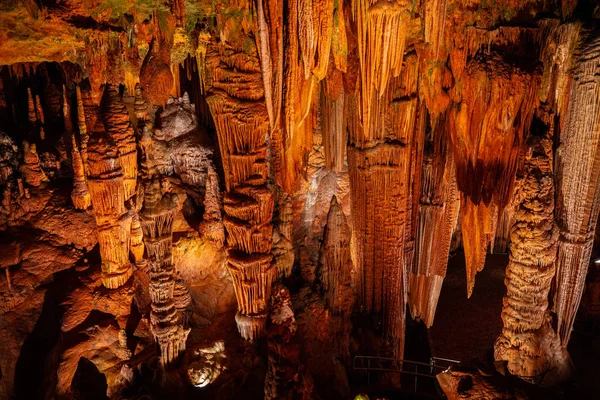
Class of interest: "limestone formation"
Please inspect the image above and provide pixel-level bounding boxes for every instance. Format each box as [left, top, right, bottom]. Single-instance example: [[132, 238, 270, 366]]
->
[[317, 196, 353, 318], [21, 142, 48, 187], [140, 177, 189, 367], [553, 27, 600, 346], [204, 18, 276, 340], [2, 1, 600, 399], [86, 85, 138, 289], [494, 133, 571, 384], [450, 54, 539, 297], [409, 122, 459, 327], [264, 282, 300, 400], [349, 50, 420, 358]]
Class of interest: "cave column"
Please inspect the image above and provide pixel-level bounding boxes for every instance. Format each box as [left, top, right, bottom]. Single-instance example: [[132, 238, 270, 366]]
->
[[553, 29, 600, 346], [203, 20, 276, 340], [86, 85, 138, 289], [348, 0, 414, 358], [140, 177, 189, 367]]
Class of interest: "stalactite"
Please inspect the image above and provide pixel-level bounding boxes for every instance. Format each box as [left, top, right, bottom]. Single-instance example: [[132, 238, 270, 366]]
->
[[409, 121, 459, 327], [322, 73, 346, 173], [140, 177, 189, 367], [493, 205, 515, 254], [450, 54, 539, 296], [204, 27, 276, 340], [495, 131, 572, 385], [76, 85, 94, 168], [423, 0, 448, 57], [553, 28, 600, 346], [352, 0, 410, 140]]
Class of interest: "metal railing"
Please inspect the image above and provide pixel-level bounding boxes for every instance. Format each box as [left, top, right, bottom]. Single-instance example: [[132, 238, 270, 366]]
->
[[353, 355, 460, 393]]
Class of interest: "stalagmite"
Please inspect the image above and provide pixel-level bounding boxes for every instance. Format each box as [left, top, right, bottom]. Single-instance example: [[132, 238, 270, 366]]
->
[[140, 177, 189, 367], [317, 196, 353, 318], [264, 282, 300, 400], [21, 142, 48, 187], [409, 125, 459, 327], [495, 131, 572, 385], [134, 83, 149, 123], [198, 164, 224, 247], [204, 23, 276, 340], [450, 54, 539, 297], [553, 28, 600, 346]]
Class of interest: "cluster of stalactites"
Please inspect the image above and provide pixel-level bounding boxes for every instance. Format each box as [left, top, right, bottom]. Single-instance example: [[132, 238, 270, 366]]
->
[[255, 0, 349, 192], [204, 32, 276, 340], [553, 29, 600, 346], [353, 0, 410, 140], [450, 54, 540, 297], [140, 177, 190, 367], [86, 84, 138, 289], [409, 125, 459, 328]]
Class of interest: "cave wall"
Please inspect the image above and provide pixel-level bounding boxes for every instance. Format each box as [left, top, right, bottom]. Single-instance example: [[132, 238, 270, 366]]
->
[[1, 0, 600, 398]]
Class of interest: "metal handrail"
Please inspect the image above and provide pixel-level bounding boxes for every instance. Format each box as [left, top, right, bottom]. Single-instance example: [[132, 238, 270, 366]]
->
[[353, 355, 461, 393]]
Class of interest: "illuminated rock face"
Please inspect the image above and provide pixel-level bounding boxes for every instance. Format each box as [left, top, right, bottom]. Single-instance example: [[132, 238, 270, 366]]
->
[[204, 20, 276, 340], [3, 1, 600, 398]]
